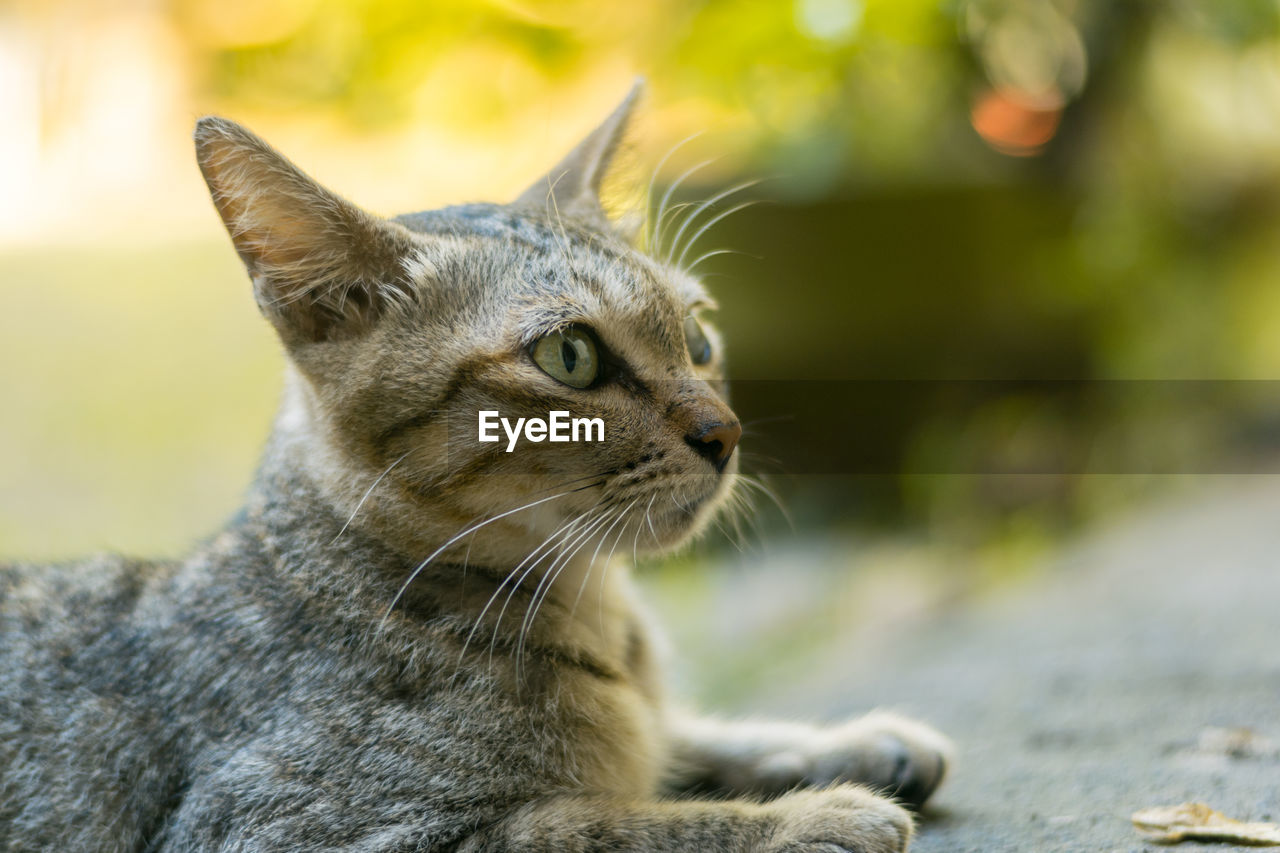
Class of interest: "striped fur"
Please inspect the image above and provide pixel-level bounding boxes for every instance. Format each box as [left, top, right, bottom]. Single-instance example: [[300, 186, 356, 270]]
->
[[0, 89, 948, 851]]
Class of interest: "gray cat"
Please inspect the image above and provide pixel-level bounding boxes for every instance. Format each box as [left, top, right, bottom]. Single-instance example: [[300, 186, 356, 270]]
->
[[0, 86, 949, 852]]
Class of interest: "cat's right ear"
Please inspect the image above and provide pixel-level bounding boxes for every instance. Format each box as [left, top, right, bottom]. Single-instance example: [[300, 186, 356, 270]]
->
[[514, 80, 643, 224], [194, 117, 416, 345]]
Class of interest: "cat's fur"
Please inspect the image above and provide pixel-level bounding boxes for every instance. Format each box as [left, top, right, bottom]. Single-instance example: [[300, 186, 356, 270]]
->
[[0, 86, 950, 852]]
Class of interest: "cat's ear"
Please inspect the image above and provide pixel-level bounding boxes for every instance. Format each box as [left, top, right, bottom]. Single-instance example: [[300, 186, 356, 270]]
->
[[194, 117, 415, 344], [514, 80, 643, 222]]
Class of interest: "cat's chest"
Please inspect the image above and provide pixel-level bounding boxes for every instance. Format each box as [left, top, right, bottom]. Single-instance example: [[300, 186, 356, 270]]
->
[[517, 614, 668, 797], [548, 660, 667, 796]]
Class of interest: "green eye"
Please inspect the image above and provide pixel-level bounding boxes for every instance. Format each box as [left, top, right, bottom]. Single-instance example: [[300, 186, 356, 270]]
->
[[531, 327, 600, 389], [684, 316, 712, 366]]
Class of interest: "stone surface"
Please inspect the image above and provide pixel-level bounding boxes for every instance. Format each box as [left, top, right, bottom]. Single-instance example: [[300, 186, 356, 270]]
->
[[759, 480, 1280, 851]]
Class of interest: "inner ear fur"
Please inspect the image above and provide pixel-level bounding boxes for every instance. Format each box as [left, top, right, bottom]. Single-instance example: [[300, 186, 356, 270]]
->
[[195, 116, 417, 344]]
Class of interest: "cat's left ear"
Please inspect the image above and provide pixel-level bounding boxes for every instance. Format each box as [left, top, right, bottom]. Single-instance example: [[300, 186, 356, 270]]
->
[[514, 80, 643, 223]]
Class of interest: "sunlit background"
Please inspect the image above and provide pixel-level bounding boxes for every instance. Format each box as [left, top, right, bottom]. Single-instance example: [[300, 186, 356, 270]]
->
[[5, 0, 1280, 701]]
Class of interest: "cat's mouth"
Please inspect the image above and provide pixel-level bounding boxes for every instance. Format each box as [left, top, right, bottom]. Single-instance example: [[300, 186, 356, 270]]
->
[[672, 481, 724, 518], [626, 469, 736, 549]]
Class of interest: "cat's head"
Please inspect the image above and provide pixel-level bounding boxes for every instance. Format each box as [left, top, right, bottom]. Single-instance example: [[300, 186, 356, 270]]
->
[[195, 85, 740, 571]]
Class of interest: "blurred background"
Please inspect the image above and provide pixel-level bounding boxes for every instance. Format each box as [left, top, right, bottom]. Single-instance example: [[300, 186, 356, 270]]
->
[[5, 0, 1280, 702]]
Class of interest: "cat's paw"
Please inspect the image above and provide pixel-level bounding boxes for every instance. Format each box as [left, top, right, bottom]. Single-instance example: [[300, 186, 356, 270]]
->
[[763, 784, 913, 853], [754, 713, 952, 808]]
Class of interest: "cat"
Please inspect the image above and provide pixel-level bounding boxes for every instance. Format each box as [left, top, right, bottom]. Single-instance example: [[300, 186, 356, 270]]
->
[[0, 84, 950, 852]]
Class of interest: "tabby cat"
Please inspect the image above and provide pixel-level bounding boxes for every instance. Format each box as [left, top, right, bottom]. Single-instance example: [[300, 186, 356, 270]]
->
[[0, 85, 950, 852]]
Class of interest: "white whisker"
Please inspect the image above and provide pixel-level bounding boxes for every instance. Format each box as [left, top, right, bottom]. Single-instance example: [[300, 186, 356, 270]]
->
[[642, 493, 658, 550], [665, 179, 761, 267], [521, 505, 619, 642], [516, 505, 623, 677], [595, 514, 634, 635], [685, 248, 741, 274], [330, 452, 410, 545], [570, 497, 638, 623], [675, 199, 761, 270], [514, 507, 611, 636], [484, 509, 599, 669], [645, 132, 703, 252], [653, 158, 718, 257], [448, 509, 588, 688], [737, 473, 792, 529], [380, 486, 590, 631]]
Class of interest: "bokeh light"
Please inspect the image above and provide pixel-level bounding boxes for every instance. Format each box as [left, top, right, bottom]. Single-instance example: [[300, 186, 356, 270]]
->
[[6, 0, 1280, 579]]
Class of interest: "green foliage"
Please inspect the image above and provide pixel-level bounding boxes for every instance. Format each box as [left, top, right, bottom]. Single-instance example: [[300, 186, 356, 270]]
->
[[12, 0, 1280, 570]]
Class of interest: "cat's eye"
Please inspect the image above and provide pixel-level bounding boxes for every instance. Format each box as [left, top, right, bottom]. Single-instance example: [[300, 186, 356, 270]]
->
[[531, 327, 600, 389], [684, 316, 713, 366]]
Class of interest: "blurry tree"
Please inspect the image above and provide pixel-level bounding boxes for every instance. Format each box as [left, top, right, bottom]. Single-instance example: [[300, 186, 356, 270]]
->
[[106, 0, 1280, 541], [8, 0, 1280, 561]]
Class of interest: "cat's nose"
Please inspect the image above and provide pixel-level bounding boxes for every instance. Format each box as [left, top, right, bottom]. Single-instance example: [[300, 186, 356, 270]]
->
[[685, 421, 741, 471]]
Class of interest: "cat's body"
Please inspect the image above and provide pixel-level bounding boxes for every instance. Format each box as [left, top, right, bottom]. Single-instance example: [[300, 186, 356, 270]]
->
[[2, 455, 664, 850], [0, 87, 949, 852]]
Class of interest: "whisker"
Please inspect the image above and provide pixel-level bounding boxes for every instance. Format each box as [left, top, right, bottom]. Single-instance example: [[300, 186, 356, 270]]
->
[[596, 514, 635, 635], [523, 503, 620, 640], [522, 469, 619, 498], [516, 505, 622, 677], [486, 508, 600, 671], [514, 506, 612, 645], [722, 486, 757, 552], [570, 497, 638, 623], [449, 509, 587, 687], [736, 474, 793, 530], [543, 170, 574, 257], [675, 199, 762, 270], [630, 505, 645, 568], [699, 483, 745, 552], [330, 451, 411, 545], [685, 248, 745, 275], [738, 450, 785, 473], [653, 157, 718, 257], [645, 132, 703, 252], [665, 178, 761, 267], [652, 200, 700, 255], [642, 492, 658, 550], [380, 484, 596, 630]]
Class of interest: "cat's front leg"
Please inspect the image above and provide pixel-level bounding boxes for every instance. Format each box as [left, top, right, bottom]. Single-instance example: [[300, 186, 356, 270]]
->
[[166, 747, 910, 853], [459, 785, 912, 853], [665, 710, 952, 807]]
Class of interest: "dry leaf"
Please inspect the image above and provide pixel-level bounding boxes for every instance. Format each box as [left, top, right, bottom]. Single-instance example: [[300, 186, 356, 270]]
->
[[1196, 727, 1280, 760], [1133, 803, 1280, 846]]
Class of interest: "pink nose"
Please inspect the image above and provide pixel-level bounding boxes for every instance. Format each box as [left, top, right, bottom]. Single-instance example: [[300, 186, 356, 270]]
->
[[686, 420, 741, 471]]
